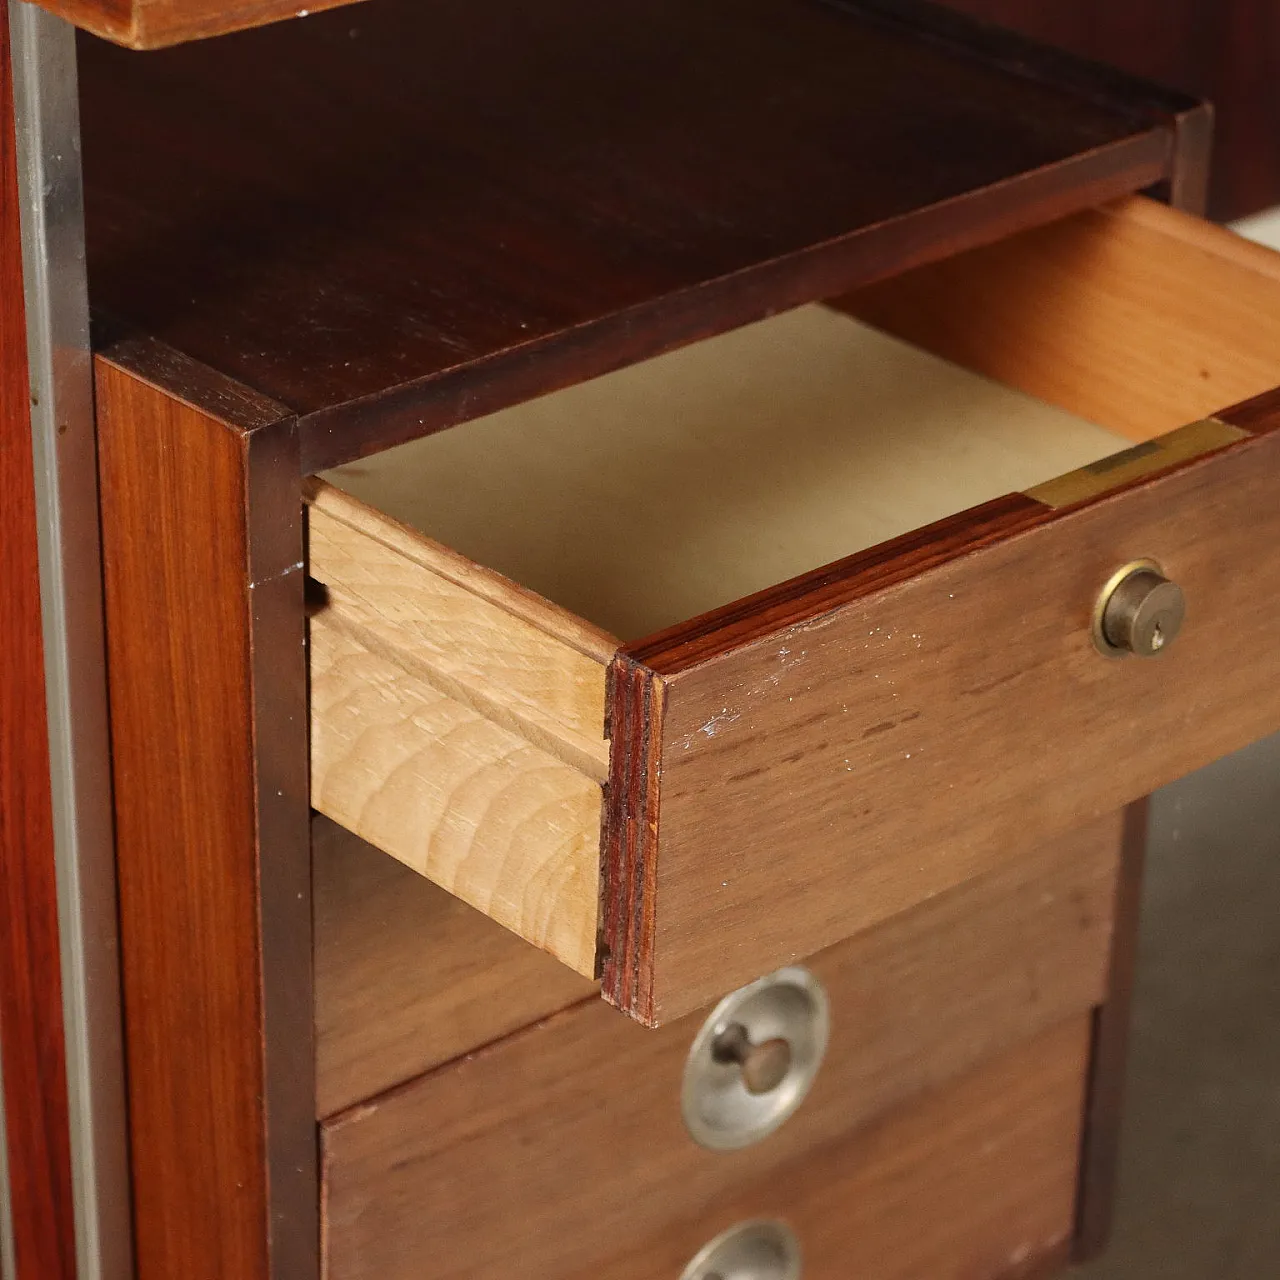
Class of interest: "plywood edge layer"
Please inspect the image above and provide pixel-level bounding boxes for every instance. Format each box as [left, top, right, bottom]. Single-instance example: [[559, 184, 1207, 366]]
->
[[305, 480, 612, 775], [309, 612, 601, 977]]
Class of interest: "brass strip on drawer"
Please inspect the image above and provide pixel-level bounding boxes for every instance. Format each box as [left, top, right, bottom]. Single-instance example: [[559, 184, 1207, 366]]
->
[[1025, 418, 1249, 509]]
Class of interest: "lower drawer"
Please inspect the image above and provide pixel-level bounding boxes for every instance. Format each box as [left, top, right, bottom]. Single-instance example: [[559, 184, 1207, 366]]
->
[[313, 813, 596, 1117], [315, 811, 1120, 1118], [322, 1015, 1092, 1280]]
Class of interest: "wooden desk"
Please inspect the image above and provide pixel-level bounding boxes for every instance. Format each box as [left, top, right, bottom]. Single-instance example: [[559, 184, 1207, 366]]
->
[[0, 3, 1269, 1279]]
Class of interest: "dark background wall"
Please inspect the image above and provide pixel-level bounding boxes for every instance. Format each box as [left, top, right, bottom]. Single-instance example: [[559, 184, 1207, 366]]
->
[[943, 0, 1280, 221]]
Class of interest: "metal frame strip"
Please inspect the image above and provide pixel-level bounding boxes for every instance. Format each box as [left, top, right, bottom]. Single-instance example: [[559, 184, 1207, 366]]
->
[[9, 4, 132, 1276], [0, 1020, 14, 1280]]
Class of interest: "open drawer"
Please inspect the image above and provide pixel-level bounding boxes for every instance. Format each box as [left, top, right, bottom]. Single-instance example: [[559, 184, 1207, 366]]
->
[[308, 195, 1280, 1024]]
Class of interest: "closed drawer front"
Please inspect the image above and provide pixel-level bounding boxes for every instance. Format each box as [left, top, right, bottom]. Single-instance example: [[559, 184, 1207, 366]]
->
[[309, 194, 1280, 1022], [313, 813, 597, 1118], [322, 1007, 1093, 1280], [320, 818, 1119, 1278], [315, 812, 1120, 1119]]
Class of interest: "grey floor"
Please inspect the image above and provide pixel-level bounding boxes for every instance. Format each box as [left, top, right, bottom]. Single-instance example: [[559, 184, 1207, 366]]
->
[[1072, 731, 1280, 1279]]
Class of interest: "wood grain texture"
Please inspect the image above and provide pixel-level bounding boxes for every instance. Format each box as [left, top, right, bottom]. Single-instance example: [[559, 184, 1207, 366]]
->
[[841, 196, 1280, 444], [309, 613, 601, 977], [33, 0, 361, 49], [313, 816, 598, 1117], [841, 0, 1213, 219], [608, 425, 1280, 1022], [1075, 799, 1150, 1260], [97, 346, 316, 1280], [0, 11, 77, 1278], [318, 807, 1119, 1127], [306, 481, 613, 774], [941, 0, 1280, 222], [75, 0, 1189, 471], [322, 1010, 1092, 1280], [1218, 384, 1280, 437]]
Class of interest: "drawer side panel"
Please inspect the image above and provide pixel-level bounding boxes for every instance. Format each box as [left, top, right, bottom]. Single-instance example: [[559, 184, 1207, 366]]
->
[[309, 613, 601, 976]]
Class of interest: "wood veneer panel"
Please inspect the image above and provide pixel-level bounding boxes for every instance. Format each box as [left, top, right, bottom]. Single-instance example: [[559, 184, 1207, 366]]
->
[[942, 0, 1280, 222], [313, 816, 598, 1117], [75, 0, 1193, 470], [0, 11, 77, 1278], [609, 424, 1280, 1022], [322, 1012, 1093, 1280], [1218, 384, 1280, 438], [97, 345, 316, 1280]]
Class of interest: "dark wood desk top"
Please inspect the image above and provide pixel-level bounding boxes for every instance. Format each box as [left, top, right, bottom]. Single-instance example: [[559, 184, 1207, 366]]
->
[[80, 0, 1202, 472]]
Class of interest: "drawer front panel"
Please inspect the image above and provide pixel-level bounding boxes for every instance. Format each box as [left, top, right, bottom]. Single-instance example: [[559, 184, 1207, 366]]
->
[[316, 810, 1119, 1123], [322, 1014, 1091, 1280], [609, 421, 1280, 1021]]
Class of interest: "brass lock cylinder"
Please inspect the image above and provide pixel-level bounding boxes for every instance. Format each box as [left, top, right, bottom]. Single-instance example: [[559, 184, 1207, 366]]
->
[[1093, 560, 1186, 658]]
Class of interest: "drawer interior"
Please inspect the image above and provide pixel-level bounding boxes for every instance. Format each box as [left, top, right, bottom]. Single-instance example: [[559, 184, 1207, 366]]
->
[[322, 302, 1130, 641], [844, 193, 1280, 442]]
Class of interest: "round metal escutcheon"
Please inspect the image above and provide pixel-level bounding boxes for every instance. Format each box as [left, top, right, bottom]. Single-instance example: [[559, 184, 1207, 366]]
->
[[678, 1219, 803, 1280], [682, 966, 829, 1152]]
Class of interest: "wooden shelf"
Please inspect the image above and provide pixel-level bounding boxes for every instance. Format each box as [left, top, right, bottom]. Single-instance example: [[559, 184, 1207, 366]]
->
[[36, 0, 358, 50], [79, 0, 1203, 472]]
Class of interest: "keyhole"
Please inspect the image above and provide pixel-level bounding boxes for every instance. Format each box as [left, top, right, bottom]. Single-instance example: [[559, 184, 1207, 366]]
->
[[712, 1022, 793, 1094], [1151, 622, 1165, 651]]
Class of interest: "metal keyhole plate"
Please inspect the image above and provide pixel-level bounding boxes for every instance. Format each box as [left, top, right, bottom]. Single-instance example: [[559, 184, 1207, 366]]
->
[[682, 967, 829, 1151], [678, 1220, 802, 1280]]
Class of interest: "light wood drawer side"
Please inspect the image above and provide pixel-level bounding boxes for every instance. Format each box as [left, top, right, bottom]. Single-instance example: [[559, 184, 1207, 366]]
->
[[307, 481, 615, 976]]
